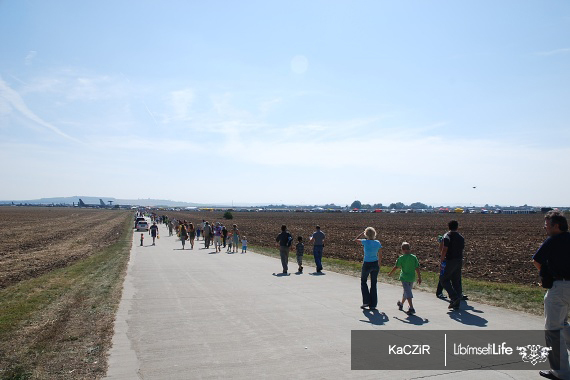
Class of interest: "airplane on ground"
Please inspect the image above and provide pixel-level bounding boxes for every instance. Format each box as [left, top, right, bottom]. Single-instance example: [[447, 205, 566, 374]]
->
[[76, 198, 114, 208]]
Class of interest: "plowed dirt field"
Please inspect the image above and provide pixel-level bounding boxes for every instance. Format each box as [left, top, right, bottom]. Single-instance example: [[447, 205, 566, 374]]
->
[[0, 207, 130, 289], [165, 211, 546, 286]]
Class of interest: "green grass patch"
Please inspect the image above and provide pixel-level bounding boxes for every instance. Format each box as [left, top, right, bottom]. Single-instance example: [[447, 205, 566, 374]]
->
[[249, 244, 546, 316]]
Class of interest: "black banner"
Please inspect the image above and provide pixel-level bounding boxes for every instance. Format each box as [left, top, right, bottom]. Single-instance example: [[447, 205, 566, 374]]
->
[[351, 330, 560, 371]]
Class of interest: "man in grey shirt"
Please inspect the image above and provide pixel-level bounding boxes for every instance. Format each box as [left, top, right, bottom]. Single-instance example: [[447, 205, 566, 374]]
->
[[309, 225, 325, 273]]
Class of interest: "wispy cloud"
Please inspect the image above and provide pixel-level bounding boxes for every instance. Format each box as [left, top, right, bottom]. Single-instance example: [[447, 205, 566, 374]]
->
[[24, 51, 37, 66], [259, 97, 282, 115], [142, 99, 160, 127], [88, 136, 207, 155], [535, 48, 570, 56], [170, 88, 195, 121], [0, 77, 80, 142], [20, 70, 130, 102]]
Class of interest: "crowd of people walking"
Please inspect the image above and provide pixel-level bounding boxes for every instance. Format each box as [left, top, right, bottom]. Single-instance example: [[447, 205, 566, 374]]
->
[[166, 217, 243, 253], [137, 212, 464, 316]]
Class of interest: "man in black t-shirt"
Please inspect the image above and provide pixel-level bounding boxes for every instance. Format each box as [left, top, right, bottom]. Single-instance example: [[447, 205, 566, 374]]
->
[[276, 225, 293, 274], [439, 220, 464, 310], [149, 222, 159, 246], [533, 210, 570, 380]]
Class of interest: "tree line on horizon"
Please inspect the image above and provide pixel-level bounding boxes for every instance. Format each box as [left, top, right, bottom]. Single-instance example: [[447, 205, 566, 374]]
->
[[350, 201, 430, 210]]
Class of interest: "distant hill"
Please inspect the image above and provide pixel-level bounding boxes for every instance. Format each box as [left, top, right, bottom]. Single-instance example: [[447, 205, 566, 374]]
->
[[0, 196, 202, 207]]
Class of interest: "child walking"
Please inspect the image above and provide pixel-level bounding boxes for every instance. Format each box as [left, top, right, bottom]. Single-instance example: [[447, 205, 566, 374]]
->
[[388, 242, 422, 315], [227, 233, 233, 252], [241, 236, 247, 253], [140, 233, 144, 246], [295, 236, 304, 273]]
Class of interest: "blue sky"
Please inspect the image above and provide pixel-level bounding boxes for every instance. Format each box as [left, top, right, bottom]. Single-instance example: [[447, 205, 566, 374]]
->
[[1, 0, 569, 206]]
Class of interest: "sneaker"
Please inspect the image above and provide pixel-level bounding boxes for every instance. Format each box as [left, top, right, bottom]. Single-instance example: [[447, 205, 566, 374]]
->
[[539, 370, 562, 380], [436, 293, 447, 299], [368, 306, 377, 311], [462, 294, 469, 300], [360, 304, 369, 309], [448, 298, 460, 310], [283, 270, 287, 274], [397, 301, 403, 311], [407, 308, 416, 315]]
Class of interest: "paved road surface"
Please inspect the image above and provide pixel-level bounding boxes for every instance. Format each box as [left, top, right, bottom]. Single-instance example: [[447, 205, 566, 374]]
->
[[106, 222, 546, 379]]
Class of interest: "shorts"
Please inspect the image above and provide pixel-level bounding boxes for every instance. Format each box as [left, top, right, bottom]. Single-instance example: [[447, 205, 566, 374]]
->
[[402, 281, 414, 299], [214, 236, 222, 245]]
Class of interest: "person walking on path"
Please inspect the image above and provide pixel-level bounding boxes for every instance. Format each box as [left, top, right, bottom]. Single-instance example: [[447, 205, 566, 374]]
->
[[226, 233, 233, 253], [149, 222, 159, 246], [222, 224, 228, 248], [389, 242, 422, 315], [196, 225, 201, 241], [232, 224, 240, 253], [354, 227, 382, 311], [439, 220, 464, 310], [241, 236, 247, 253], [532, 210, 570, 380], [213, 223, 223, 252], [203, 222, 211, 249], [435, 234, 446, 299], [188, 222, 195, 250], [276, 225, 293, 274], [295, 236, 304, 273], [309, 225, 326, 273], [436, 233, 468, 301], [168, 221, 174, 237], [179, 224, 188, 250]]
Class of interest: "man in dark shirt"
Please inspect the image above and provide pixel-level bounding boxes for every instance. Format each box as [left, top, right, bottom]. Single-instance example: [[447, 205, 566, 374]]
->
[[276, 225, 293, 274], [533, 210, 570, 380], [439, 220, 464, 310], [149, 222, 159, 246]]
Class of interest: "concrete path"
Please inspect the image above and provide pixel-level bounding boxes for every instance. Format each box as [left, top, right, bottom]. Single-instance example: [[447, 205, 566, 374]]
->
[[106, 222, 546, 379]]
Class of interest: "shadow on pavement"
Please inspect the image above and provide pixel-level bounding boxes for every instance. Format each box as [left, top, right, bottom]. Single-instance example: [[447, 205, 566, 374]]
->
[[393, 314, 430, 326], [272, 273, 291, 277], [360, 310, 389, 326], [309, 272, 326, 276], [447, 303, 488, 327]]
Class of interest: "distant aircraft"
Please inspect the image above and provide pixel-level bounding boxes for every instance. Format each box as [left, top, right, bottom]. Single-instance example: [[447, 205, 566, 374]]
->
[[77, 198, 112, 208]]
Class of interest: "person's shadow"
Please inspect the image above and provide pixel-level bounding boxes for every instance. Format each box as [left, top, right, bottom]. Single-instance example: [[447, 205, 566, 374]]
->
[[393, 314, 429, 326], [447, 302, 488, 327], [309, 272, 326, 276], [360, 310, 389, 325], [272, 272, 291, 277]]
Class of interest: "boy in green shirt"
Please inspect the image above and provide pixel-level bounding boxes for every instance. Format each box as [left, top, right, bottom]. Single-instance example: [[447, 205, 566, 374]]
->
[[389, 242, 422, 314]]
